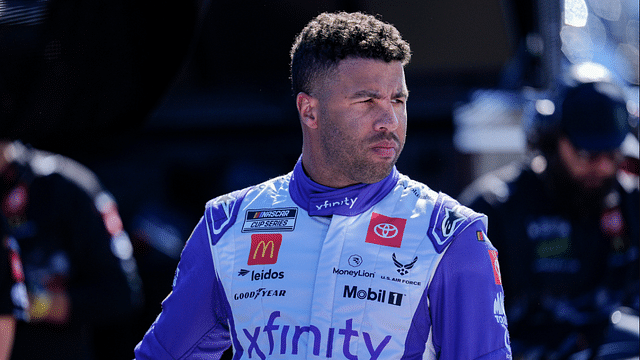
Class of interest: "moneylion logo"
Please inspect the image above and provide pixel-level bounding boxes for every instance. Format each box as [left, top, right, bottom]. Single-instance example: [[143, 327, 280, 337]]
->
[[374, 223, 398, 238], [348, 254, 362, 267], [248, 234, 282, 265]]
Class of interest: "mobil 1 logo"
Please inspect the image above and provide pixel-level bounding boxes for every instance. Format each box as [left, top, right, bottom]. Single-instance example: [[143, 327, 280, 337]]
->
[[343, 285, 404, 306]]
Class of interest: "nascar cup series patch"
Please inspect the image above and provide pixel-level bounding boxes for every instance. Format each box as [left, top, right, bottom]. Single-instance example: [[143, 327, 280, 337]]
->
[[242, 208, 298, 233]]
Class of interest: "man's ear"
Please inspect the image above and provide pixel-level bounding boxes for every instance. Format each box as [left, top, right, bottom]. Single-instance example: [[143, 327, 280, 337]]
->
[[296, 92, 318, 129]]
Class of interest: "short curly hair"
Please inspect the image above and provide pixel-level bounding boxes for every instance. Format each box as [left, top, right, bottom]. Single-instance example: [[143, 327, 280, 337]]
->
[[290, 12, 411, 95]]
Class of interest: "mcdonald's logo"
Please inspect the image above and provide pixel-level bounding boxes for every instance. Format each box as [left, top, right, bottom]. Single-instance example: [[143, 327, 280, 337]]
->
[[248, 234, 283, 265]]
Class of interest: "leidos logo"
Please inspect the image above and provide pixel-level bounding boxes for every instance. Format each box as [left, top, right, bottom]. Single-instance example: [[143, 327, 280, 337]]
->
[[238, 268, 284, 281], [365, 213, 406, 248], [343, 285, 404, 306], [248, 234, 282, 265]]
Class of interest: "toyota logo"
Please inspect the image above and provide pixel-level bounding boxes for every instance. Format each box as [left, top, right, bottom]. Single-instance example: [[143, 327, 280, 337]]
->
[[374, 223, 398, 238]]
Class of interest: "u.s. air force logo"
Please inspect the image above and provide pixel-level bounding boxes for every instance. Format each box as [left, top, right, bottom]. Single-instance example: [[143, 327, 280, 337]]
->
[[242, 208, 297, 232]]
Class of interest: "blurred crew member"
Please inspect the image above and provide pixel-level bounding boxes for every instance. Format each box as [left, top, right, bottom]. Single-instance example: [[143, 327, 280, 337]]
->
[[0, 140, 143, 360], [459, 63, 639, 359]]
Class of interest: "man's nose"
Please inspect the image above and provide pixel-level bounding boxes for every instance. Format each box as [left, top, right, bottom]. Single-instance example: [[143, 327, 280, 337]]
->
[[375, 101, 400, 132]]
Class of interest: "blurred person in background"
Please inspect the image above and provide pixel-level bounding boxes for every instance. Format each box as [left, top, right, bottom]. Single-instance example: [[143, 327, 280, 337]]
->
[[1, 0, 198, 357], [0, 139, 143, 360], [458, 63, 639, 359], [0, 225, 29, 360]]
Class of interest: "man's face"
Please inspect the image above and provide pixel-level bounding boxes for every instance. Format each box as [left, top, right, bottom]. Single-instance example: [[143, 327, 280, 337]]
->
[[557, 137, 622, 190], [313, 57, 408, 186]]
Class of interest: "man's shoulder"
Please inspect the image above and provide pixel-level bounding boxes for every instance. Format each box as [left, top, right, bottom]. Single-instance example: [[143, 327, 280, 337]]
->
[[203, 173, 292, 242], [394, 174, 439, 201], [425, 191, 487, 253], [391, 175, 487, 253], [205, 172, 292, 211]]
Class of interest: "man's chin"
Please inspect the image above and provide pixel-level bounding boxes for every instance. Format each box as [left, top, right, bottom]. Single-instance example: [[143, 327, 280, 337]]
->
[[359, 164, 395, 184]]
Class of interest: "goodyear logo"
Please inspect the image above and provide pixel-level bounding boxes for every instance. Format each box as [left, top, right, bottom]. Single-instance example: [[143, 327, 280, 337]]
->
[[242, 208, 297, 232]]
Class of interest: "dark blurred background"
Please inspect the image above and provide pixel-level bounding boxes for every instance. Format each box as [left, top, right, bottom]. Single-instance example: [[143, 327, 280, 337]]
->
[[0, 0, 543, 221], [1, 0, 638, 350]]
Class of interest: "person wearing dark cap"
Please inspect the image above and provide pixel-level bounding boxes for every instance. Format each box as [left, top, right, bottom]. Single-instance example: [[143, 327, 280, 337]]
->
[[458, 62, 639, 359]]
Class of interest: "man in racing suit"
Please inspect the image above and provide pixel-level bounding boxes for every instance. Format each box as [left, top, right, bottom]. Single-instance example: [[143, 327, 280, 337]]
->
[[135, 11, 512, 359]]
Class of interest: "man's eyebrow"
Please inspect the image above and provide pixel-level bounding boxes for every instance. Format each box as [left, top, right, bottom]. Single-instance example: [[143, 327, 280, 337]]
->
[[349, 90, 381, 99], [349, 89, 408, 99], [394, 89, 409, 99]]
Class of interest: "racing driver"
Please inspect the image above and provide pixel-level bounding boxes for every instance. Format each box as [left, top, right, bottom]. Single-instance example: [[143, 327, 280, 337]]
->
[[135, 11, 512, 360]]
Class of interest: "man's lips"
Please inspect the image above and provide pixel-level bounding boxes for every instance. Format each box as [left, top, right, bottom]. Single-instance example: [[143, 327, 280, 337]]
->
[[371, 141, 397, 157]]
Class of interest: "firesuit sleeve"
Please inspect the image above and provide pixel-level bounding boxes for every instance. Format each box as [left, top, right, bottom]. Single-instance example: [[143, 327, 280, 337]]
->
[[428, 220, 512, 359], [134, 217, 232, 359]]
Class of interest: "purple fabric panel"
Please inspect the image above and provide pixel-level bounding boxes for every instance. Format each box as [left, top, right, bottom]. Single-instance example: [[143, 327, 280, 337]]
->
[[135, 219, 233, 359], [401, 287, 432, 359], [427, 221, 511, 359]]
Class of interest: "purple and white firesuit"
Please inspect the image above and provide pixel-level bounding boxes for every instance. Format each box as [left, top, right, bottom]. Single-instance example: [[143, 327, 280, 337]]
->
[[135, 160, 512, 359]]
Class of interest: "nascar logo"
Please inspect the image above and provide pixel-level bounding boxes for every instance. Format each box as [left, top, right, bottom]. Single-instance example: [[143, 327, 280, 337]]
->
[[242, 208, 297, 232]]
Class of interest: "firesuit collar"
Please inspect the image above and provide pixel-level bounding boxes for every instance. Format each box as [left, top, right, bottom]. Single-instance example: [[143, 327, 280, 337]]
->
[[289, 159, 399, 216]]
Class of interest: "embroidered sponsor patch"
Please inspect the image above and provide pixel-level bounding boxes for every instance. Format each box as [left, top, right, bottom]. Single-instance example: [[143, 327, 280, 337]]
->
[[242, 208, 297, 233], [248, 234, 282, 265], [365, 213, 406, 248], [428, 193, 476, 253], [488, 250, 502, 285], [441, 206, 467, 238]]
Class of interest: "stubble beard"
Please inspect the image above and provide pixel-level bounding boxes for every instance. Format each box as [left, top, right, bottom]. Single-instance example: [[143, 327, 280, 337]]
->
[[320, 126, 403, 185]]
